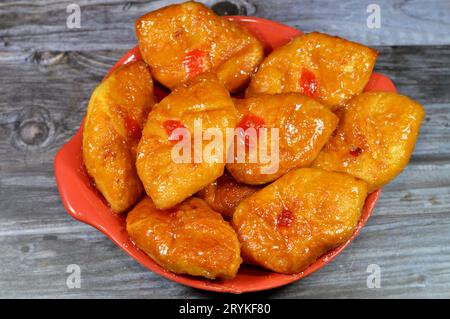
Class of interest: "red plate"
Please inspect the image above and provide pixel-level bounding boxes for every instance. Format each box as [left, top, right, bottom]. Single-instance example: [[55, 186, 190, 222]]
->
[[54, 16, 396, 293]]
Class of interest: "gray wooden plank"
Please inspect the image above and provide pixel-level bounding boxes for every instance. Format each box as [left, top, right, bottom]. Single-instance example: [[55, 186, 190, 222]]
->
[[373, 46, 450, 106], [0, 0, 450, 53], [0, 0, 449, 298]]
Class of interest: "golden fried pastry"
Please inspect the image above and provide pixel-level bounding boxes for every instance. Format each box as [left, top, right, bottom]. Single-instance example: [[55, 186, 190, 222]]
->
[[135, 1, 264, 92], [246, 32, 377, 108], [127, 197, 242, 280], [136, 73, 237, 209], [197, 171, 261, 219], [233, 168, 368, 274], [83, 61, 155, 213], [226, 94, 339, 184], [312, 92, 425, 192]]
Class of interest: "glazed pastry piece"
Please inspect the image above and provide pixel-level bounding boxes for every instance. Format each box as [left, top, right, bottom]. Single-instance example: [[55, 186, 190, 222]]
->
[[233, 168, 368, 274], [135, 1, 264, 92], [226, 94, 339, 184], [197, 171, 262, 219], [83, 61, 155, 213], [312, 92, 425, 192], [136, 73, 237, 209], [127, 197, 242, 280], [246, 32, 377, 109]]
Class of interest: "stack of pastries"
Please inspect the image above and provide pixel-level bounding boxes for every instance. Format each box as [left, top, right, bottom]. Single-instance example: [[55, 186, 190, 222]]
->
[[82, 1, 424, 280]]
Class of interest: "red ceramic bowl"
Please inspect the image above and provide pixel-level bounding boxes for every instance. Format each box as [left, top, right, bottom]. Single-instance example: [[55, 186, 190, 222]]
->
[[55, 16, 397, 293]]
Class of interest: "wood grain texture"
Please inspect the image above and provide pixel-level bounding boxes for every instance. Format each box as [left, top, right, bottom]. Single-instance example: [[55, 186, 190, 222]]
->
[[0, 0, 449, 298]]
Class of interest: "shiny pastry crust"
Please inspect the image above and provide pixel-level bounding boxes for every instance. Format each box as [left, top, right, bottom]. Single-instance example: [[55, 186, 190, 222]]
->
[[82, 61, 155, 213], [227, 93, 339, 184], [197, 171, 261, 219], [233, 168, 368, 273]]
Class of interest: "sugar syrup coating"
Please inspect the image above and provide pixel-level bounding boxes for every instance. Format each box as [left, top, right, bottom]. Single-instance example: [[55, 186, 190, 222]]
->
[[233, 168, 368, 273], [83, 61, 155, 213], [135, 1, 264, 92], [197, 171, 262, 219], [227, 93, 338, 184], [136, 73, 238, 209]]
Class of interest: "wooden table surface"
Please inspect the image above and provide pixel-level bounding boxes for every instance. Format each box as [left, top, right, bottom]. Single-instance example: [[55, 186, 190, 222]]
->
[[1, 0, 449, 299]]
